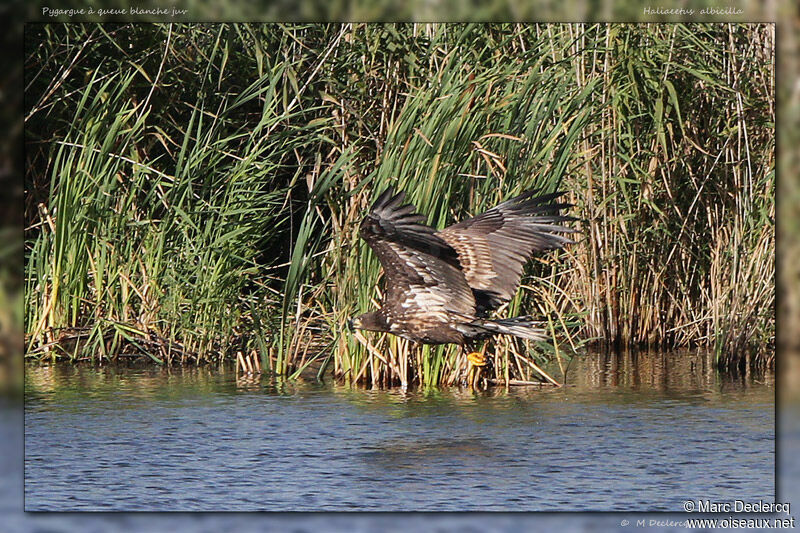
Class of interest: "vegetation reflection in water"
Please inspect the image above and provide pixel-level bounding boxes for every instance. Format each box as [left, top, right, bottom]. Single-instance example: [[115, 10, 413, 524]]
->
[[26, 349, 774, 404]]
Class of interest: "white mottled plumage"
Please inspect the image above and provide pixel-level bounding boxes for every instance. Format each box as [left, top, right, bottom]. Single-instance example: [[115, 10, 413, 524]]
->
[[351, 186, 576, 345]]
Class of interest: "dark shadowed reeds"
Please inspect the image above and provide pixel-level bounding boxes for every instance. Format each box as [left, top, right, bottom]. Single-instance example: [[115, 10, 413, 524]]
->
[[24, 23, 774, 385]]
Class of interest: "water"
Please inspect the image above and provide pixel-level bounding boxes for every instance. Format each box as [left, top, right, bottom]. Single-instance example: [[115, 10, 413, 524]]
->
[[24, 350, 774, 512]]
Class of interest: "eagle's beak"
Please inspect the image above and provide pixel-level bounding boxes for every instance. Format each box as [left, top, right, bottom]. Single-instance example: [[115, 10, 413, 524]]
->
[[347, 318, 355, 330]]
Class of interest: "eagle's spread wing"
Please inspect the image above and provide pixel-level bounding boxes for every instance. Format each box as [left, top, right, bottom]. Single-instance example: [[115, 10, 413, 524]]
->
[[437, 190, 576, 313], [359, 187, 476, 319]]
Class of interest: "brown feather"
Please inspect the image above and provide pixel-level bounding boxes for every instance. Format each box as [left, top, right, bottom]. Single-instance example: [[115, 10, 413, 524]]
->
[[438, 190, 576, 312], [353, 186, 574, 345]]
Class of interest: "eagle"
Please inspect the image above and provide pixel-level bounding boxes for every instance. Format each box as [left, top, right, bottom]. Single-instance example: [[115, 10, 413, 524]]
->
[[349, 186, 576, 364]]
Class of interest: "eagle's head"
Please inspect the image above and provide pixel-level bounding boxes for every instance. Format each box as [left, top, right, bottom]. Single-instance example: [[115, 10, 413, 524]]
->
[[348, 311, 389, 333]]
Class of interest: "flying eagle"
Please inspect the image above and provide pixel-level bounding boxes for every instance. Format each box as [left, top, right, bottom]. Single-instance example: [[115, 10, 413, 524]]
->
[[349, 186, 576, 355]]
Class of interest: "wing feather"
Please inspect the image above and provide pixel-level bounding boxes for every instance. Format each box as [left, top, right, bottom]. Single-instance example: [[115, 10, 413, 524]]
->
[[359, 187, 461, 267], [359, 187, 476, 318], [438, 189, 577, 312]]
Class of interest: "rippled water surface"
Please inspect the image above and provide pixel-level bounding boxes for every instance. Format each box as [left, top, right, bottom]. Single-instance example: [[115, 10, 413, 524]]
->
[[24, 351, 774, 511]]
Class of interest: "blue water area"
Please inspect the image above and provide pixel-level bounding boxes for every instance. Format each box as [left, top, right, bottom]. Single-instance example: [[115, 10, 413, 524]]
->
[[23, 351, 774, 512]]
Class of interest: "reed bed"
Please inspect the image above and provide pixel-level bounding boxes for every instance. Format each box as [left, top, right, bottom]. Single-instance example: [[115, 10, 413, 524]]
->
[[24, 23, 774, 385]]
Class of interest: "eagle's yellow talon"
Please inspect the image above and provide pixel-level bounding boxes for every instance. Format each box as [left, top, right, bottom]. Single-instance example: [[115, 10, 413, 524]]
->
[[467, 351, 487, 367], [466, 351, 488, 389]]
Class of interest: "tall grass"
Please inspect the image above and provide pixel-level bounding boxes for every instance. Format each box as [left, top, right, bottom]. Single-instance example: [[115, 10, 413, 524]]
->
[[24, 23, 774, 385], [564, 24, 775, 369], [25, 24, 355, 371]]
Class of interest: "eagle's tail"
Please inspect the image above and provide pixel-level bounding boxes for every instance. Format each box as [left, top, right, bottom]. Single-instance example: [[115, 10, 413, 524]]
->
[[463, 315, 548, 342]]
